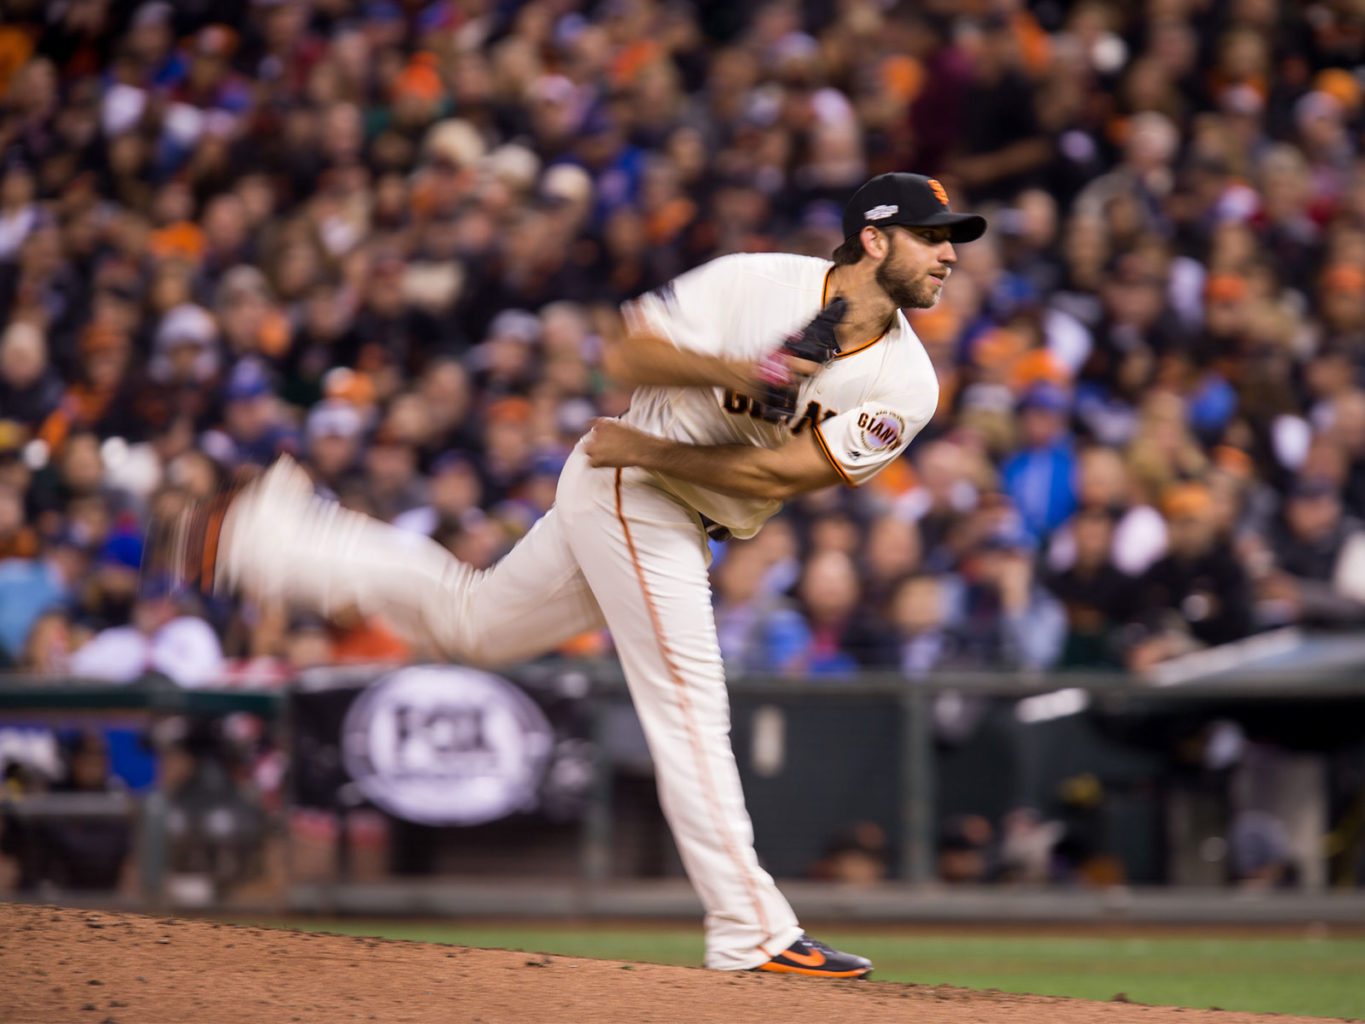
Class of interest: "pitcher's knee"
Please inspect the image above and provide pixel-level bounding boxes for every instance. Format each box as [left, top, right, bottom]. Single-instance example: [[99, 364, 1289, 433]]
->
[[420, 565, 508, 666], [436, 629, 517, 669]]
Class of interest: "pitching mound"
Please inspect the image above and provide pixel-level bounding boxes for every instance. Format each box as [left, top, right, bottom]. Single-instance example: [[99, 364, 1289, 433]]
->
[[0, 903, 1346, 1024]]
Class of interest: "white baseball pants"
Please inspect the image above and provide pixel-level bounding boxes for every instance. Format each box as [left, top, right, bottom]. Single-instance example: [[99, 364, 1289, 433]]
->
[[218, 444, 801, 968]]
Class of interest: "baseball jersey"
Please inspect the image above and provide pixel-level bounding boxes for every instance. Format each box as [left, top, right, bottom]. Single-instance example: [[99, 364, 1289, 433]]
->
[[622, 252, 939, 538]]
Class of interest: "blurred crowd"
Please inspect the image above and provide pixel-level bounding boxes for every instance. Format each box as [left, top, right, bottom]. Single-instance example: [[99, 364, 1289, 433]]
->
[[0, 0, 1363, 685]]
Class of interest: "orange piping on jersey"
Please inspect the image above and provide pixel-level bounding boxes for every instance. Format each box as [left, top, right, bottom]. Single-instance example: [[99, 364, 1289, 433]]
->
[[831, 327, 890, 360], [810, 420, 856, 488], [613, 469, 772, 938], [821, 266, 891, 360]]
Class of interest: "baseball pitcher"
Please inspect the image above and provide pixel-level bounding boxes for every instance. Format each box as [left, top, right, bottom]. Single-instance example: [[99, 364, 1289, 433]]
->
[[154, 173, 986, 977]]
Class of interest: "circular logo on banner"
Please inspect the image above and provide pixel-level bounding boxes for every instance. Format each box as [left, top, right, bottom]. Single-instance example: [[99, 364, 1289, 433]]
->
[[341, 665, 554, 826]]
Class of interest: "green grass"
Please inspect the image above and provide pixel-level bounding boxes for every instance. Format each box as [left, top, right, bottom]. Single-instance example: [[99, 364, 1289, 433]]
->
[[251, 920, 1365, 1020]]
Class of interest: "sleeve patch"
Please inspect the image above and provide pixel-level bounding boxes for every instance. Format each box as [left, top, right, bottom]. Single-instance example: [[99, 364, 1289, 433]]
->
[[856, 410, 906, 452]]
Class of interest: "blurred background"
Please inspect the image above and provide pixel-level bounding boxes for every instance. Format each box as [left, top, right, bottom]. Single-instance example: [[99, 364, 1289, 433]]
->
[[0, 0, 1362, 925]]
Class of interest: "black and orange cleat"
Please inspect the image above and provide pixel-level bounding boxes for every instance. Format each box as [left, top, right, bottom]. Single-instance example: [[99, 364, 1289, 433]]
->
[[753, 934, 872, 979], [142, 480, 245, 596]]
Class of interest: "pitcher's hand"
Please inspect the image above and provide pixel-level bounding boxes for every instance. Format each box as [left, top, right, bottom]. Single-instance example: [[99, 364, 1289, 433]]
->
[[585, 419, 659, 469]]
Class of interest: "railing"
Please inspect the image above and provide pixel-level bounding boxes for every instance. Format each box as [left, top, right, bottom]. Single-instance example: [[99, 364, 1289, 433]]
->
[[0, 679, 286, 907], [550, 663, 1365, 887], [1, 662, 1363, 910]]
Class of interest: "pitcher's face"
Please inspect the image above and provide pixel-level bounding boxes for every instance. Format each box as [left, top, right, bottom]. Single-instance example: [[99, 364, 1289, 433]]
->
[[876, 225, 957, 309]]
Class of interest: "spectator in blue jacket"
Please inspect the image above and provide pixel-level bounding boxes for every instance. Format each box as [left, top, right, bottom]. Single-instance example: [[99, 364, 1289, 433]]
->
[[1002, 383, 1079, 540]]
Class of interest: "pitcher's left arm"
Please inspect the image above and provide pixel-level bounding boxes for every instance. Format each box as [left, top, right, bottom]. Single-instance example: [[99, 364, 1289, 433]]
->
[[584, 420, 839, 501]]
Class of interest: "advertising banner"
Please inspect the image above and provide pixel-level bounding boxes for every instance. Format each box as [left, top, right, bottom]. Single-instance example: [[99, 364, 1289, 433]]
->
[[290, 665, 593, 827]]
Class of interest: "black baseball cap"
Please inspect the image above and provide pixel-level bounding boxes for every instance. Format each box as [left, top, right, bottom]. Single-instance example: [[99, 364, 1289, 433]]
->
[[842, 172, 987, 244]]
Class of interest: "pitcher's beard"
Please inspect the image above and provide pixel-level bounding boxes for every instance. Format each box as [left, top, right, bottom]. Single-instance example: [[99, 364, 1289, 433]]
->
[[877, 263, 939, 309]]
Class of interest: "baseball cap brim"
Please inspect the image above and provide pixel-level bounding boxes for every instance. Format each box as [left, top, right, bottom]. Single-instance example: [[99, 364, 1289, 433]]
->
[[904, 210, 988, 244]]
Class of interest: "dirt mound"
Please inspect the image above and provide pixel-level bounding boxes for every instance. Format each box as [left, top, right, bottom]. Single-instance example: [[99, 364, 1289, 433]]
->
[[0, 903, 1347, 1024]]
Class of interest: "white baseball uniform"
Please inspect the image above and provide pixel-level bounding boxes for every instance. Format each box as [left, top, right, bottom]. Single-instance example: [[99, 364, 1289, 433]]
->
[[216, 251, 938, 969]]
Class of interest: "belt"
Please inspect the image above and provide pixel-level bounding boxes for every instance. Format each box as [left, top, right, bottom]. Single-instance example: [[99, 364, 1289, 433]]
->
[[699, 515, 732, 542]]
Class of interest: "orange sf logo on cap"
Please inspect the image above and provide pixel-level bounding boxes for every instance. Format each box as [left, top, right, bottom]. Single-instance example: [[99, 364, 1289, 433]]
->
[[927, 178, 950, 206]]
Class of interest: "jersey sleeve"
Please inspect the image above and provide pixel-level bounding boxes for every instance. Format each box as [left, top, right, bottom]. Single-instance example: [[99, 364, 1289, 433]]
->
[[811, 398, 934, 487], [621, 255, 741, 358]]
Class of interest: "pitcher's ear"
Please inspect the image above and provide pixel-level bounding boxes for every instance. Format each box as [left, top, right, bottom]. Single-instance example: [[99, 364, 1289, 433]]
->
[[862, 225, 889, 260]]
